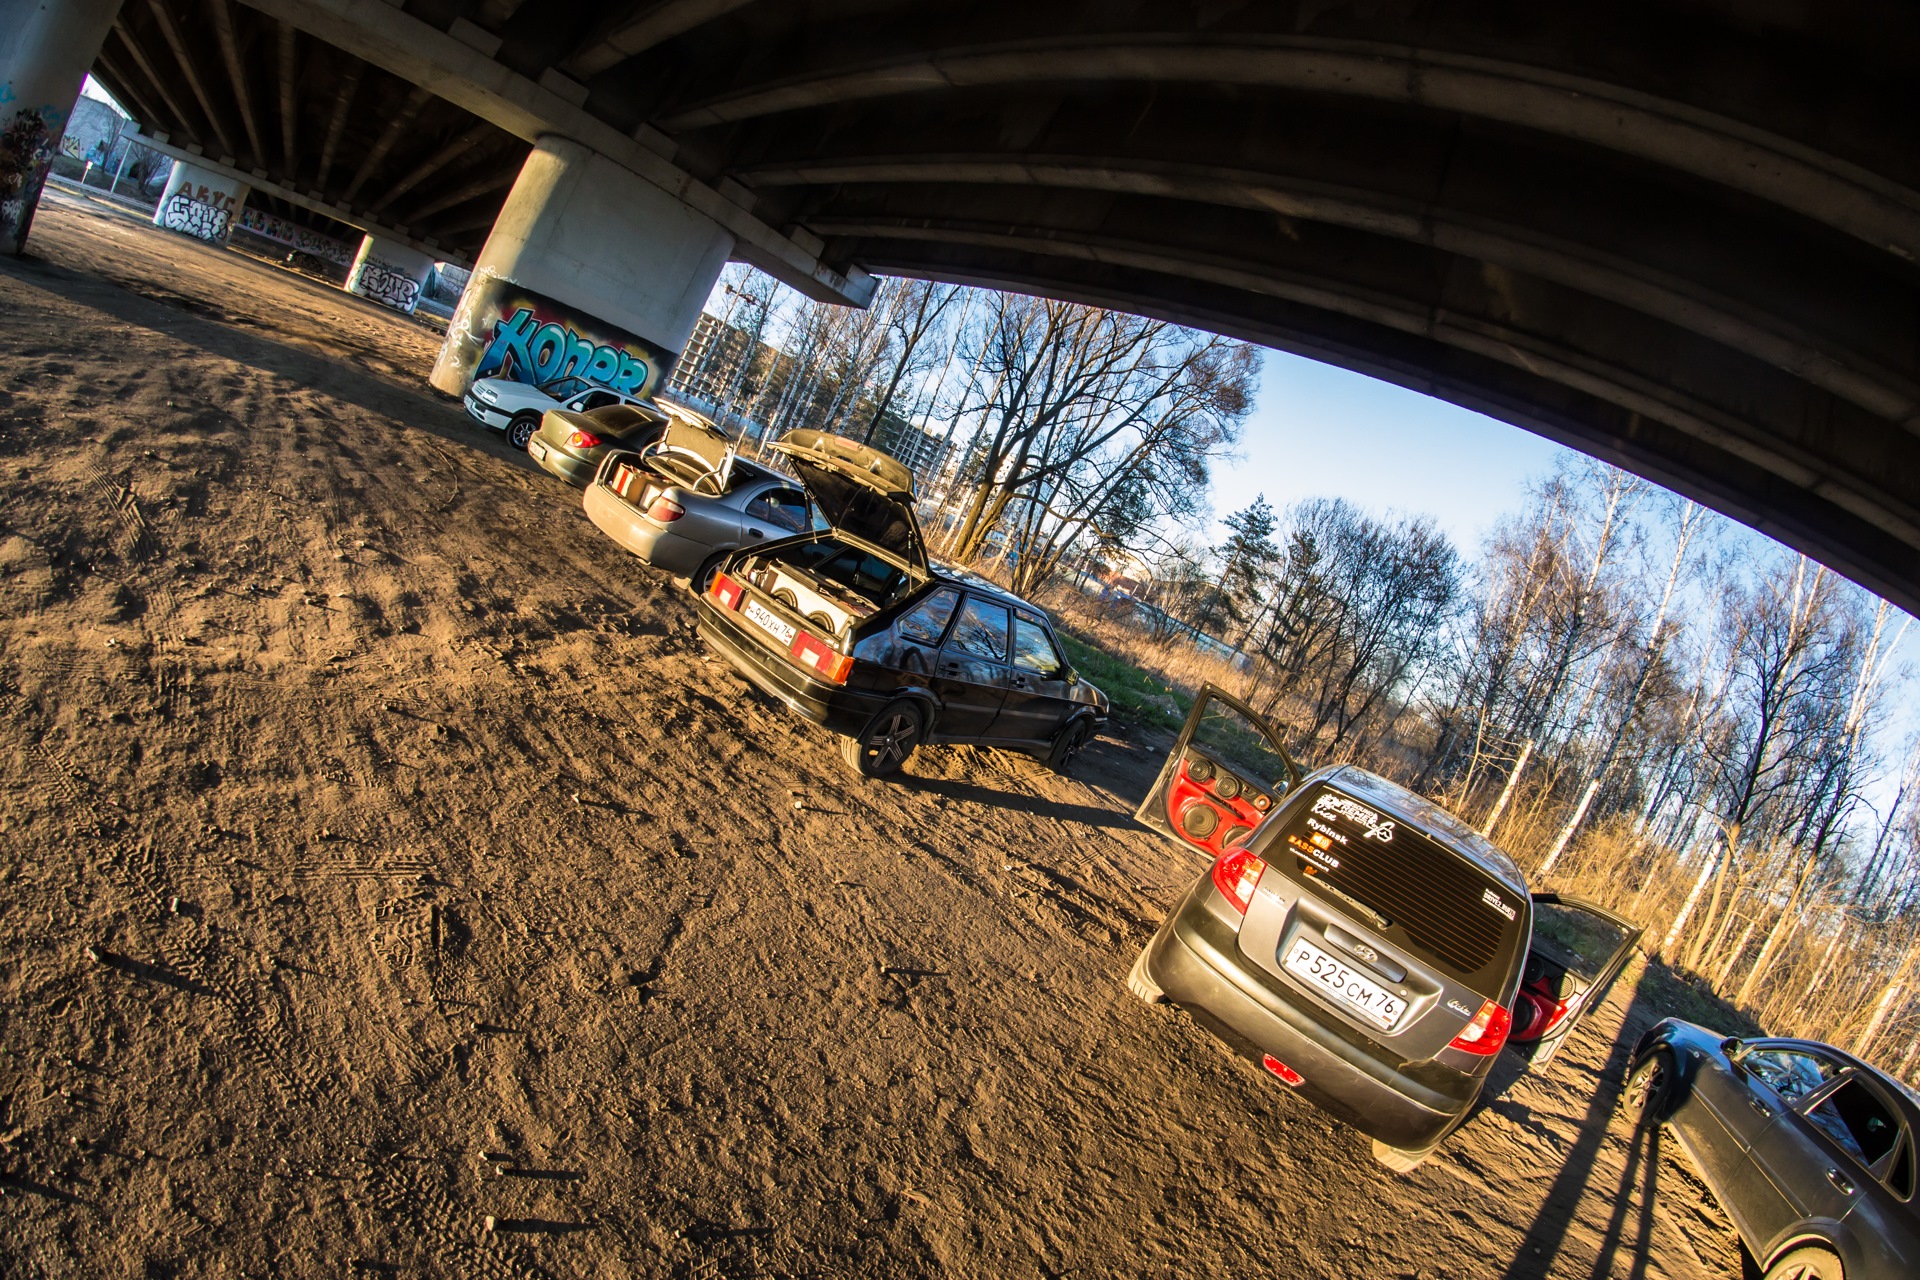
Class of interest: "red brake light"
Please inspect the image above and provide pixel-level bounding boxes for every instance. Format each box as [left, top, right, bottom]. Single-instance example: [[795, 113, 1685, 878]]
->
[[709, 572, 744, 611], [789, 629, 853, 683], [1261, 1054, 1305, 1087], [648, 495, 685, 522], [1210, 847, 1267, 916], [1447, 999, 1514, 1056], [567, 429, 604, 449]]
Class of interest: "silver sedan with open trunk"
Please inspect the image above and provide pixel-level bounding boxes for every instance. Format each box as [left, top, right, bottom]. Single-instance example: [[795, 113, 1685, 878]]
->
[[583, 413, 813, 580]]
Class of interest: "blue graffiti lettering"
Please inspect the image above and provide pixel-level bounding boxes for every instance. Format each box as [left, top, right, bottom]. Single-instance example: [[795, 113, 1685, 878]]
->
[[472, 307, 533, 379], [529, 322, 569, 383], [583, 345, 620, 384], [613, 354, 648, 396], [472, 306, 651, 396], [559, 330, 597, 381]]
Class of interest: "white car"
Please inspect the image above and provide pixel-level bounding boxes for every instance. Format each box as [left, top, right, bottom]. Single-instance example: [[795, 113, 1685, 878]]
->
[[463, 375, 650, 451]]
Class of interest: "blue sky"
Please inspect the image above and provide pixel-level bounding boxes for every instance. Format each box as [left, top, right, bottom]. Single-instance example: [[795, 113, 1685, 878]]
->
[[1205, 348, 1572, 554]]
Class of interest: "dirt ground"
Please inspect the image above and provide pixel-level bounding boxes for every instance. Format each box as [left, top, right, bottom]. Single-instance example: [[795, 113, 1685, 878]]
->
[[0, 186, 1750, 1279]]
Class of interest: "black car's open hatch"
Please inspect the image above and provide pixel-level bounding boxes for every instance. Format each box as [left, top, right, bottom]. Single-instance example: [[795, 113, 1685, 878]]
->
[[1506, 893, 1644, 1068], [774, 429, 928, 574], [1134, 683, 1303, 861]]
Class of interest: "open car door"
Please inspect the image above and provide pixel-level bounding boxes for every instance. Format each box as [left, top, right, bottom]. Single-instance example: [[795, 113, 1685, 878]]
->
[[1134, 684, 1303, 861], [1506, 893, 1644, 1068]]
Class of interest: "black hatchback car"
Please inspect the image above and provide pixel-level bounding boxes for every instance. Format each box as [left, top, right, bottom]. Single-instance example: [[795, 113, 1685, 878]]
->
[[1127, 686, 1642, 1169], [694, 429, 1108, 777], [1625, 1023, 1919, 1280]]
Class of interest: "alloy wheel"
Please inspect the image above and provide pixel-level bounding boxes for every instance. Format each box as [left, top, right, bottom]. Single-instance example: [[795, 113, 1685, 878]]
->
[[865, 712, 918, 768]]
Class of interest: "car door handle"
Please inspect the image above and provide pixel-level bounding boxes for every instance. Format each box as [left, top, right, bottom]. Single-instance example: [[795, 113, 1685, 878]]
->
[[1826, 1168, 1856, 1195], [748, 528, 763, 538], [1747, 1097, 1773, 1117]]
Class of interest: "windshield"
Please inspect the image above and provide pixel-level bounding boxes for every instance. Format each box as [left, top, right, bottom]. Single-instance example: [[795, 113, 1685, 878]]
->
[[540, 376, 590, 398]]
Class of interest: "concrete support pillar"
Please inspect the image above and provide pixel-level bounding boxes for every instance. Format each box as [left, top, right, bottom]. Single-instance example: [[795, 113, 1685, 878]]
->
[[346, 234, 434, 314], [152, 159, 249, 246], [0, 0, 124, 254], [431, 135, 734, 402]]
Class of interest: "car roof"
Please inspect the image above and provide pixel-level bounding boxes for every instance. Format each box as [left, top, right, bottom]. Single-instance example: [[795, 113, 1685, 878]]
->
[[927, 562, 1048, 615], [1320, 765, 1528, 892]]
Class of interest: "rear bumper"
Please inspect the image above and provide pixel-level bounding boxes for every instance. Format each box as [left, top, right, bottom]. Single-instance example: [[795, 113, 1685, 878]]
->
[[582, 483, 709, 575], [695, 596, 885, 736], [533, 441, 597, 488], [1144, 884, 1480, 1151]]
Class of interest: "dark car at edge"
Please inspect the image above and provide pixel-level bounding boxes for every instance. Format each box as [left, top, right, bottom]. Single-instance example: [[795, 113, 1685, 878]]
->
[[1624, 1022, 1919, 1280]]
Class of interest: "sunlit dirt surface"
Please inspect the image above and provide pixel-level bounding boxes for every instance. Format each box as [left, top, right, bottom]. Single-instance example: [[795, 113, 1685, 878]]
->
[[0, 186, 1743, 1279]]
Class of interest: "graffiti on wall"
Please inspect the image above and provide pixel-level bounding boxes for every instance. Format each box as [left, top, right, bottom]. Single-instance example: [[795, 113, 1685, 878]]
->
[[433, 272, 674, 400], [0, 102, 61, 249], [235, 207, 353, 265], [159, 180, 239, 242], [353, 258, 424, 312]]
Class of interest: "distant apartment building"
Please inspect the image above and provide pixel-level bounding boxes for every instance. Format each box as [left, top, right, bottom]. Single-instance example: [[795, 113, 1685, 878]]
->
[[666, 313, 758, 411], [665, 311, 957, 492]]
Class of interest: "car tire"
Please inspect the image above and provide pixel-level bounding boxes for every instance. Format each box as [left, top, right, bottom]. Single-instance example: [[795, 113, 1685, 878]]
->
[[506, 412, 539, 452], [840, 701, 924, 779], [690, 552, 727, 596], [1763, 1246, 1843, 1280], [1371, 1139, 1434, 1174], [1623, 1049, 1676, 1127], [1126, 944, 1164, 1004], [1046, 719, 1091, 773]]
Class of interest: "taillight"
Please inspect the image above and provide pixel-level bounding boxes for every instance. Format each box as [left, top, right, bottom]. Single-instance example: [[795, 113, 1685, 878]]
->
[[1210, 847, 1267, 916], [567, 429, 603, 449], [1447, 999, 1514, 1055], [1261, 1054, 1305, 1087], [648, 495, 685, 522], [789, 629, 853, 683], [709, 572, 744, 611]]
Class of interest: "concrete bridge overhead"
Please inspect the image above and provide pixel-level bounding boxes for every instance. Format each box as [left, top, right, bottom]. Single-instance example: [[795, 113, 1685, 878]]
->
[[24, 1, 1920, 613]]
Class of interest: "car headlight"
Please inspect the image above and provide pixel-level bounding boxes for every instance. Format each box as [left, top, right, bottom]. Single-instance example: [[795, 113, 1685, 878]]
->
[[475, 385, 498, 403]]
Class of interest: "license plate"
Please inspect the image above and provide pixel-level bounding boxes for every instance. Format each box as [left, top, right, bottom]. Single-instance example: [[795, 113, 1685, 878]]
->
[[529, 440, 548, 461], [744, 598, 796, 647], [1283, 938, 1406, 1030]]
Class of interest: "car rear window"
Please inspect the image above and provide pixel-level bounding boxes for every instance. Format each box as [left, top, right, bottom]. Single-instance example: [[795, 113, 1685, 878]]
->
[[1273, 784, 1525, 991]]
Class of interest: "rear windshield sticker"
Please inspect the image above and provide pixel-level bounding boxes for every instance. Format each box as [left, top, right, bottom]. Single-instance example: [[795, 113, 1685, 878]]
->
[[1482, 888, 1517, 921], [1311, 792, 1396, 842], [1286, 822, 1343, 870]]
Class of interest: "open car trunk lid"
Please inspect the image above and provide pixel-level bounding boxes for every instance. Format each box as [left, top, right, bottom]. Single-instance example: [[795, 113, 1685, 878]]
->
[[638, 407, 738, 493], [773, 429, 928, 573]]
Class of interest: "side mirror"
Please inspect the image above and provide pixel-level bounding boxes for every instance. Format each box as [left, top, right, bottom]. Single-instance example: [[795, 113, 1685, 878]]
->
[[1721, 1037, 1746, 1060]]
